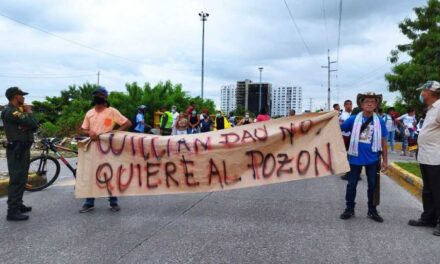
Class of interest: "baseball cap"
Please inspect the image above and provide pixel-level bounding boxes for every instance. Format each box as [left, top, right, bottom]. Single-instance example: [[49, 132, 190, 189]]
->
[[5, 87, 28, 100], [417, 80, 440, 91], [92, 86, 109, 97]]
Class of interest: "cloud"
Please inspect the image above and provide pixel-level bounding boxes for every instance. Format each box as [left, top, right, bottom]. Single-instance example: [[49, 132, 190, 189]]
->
[[0, 0, 427, 109]]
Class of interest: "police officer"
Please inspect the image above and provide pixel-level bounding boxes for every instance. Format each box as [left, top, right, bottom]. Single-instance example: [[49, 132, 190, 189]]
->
[[1, 87, 38, 221]]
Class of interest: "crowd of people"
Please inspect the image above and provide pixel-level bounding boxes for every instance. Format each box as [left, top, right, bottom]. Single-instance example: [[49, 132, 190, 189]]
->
[[3, 81, 440, 238], [155, 103, 285, 136], [335, 100, 422, 158]]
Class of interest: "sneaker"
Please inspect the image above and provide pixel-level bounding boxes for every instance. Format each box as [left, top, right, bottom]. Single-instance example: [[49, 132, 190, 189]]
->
[[340, 209, 355, 220], [368, 211, 384, 223], [79, 204, 94, 213], [110, 204, 120, 212]]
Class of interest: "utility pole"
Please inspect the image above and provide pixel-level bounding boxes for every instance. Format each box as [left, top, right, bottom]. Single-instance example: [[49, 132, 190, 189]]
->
[[309, 97, 313, 111], [97, 71, 100, 86], [199, 11, 209, 100], [321, 49, 337, 111], [258, 67, 264, 112]]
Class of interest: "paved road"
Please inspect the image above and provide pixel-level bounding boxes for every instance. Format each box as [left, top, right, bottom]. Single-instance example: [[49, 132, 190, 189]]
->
[[0, 169, 439, 263]]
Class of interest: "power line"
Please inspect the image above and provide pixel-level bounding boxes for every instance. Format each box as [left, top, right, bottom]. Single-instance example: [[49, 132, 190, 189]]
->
[[0, 11, 190, 72], [0, 74, 96, 79], [339, 63, 389, 87], [282, 0, 320, 66], [0, 71, 93, 76]]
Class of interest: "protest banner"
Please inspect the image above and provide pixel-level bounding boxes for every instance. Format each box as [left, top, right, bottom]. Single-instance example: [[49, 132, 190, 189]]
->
[[75, 111, 349, 198]]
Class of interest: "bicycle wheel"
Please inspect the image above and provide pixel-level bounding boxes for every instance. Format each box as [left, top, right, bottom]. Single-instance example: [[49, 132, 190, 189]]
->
[[26, 156, 60, 192]]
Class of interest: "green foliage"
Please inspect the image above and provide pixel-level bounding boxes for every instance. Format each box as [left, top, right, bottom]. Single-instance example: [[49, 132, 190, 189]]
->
[[233, 105, 247, 117], [395, 162, 422, 178], [40, 122, 60, 137], [109, 81, 216, 127], [392, 98, 410, 116], [32, 81, 216, 136], [385, 0, 440, 113]]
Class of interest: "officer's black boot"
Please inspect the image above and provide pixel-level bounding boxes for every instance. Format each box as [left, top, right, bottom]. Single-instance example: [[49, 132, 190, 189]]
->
[[433, 221, 440, 236], [7, 209, 29, 221], [20, 204, 32, 213]]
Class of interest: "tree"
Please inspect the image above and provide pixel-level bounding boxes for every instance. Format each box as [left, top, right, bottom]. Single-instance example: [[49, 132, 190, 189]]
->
[[32, 81, 217, 137], [385, 0, 440, 113]]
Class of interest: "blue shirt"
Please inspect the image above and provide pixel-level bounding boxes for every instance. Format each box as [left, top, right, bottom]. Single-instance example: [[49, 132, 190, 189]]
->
[[341, 115, 388, 165], [134, 113, 145, 132]]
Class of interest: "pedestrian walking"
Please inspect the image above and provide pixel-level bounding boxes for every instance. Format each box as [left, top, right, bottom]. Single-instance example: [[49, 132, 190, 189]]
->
[[256, 108, 270, 122], [160, 106, 173, 136], [1, 87, 39, 221], [171, 105, 179, 136], [408, 81, 440, 236], [133, 105, 147, 133], [238, 112, 253, 125], [333, 103, 341, 113], [340, 92, 388, 223], [214, 111, 231, 130], [200, 111, 212, 133], [384, 107, 397, 153], [340, 99, 353, 180], [175, 113, 188, 135], [397, 108, 417, 156], [188, 110, 200, 134], [228, 112, 236, 127], [79, 86, 132, 213], [186, 101, 196, 118]]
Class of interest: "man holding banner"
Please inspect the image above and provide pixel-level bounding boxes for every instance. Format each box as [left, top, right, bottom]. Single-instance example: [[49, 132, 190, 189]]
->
[[79, 87, 132, 213], [340, 92, 388, 223]]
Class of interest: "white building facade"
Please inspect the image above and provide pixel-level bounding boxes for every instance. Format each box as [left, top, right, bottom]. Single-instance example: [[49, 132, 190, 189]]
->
[[271, 86, 303, 117], [220, 84, 237, 114]]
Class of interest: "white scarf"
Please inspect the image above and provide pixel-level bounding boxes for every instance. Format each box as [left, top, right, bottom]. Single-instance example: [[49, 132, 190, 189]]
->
[[348, 112, 382, 157]]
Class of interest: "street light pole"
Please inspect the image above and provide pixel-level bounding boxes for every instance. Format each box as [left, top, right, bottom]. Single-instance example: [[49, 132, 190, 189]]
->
[[199, 11, 209, 100], [258, 67, 263, 112]]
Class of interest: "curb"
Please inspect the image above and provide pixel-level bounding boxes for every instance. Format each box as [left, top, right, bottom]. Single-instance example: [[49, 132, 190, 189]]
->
[[0, 177, 7, 197], [0, 174, 46, 197], [386, 162, 422, 200], [389, 142, 402, 152]]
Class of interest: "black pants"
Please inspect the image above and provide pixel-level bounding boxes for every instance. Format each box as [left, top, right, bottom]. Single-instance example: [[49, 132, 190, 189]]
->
[[420, 164, 440, 223], [6, 146, 31, 213]]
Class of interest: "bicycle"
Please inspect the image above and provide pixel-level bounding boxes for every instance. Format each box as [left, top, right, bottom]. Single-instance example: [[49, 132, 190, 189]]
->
[[26, 137, 85, 192]]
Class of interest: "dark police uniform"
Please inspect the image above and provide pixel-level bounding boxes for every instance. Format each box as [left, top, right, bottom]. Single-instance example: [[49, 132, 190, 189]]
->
[[1, 103, 38, 216]]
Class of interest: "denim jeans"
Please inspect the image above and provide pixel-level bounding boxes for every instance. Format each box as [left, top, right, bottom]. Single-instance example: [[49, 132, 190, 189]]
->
[[187, 127, 199, 134], [84, 197, 118, 206], [401, 127, 415, 152], [345, 163, 379, 211], [387, 130, 395, 152]]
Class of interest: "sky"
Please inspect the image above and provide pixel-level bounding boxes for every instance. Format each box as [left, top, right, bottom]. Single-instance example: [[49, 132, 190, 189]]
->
[[0, 0, 427, 110]]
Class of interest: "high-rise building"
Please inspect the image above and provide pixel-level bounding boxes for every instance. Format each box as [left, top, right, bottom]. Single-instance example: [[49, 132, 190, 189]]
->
[[236, 79, 252, 112], [247, 83, 272, 115], [235, 80, 271, 115], [271, 86, 303, 117], [220, 84, 237, 114]]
